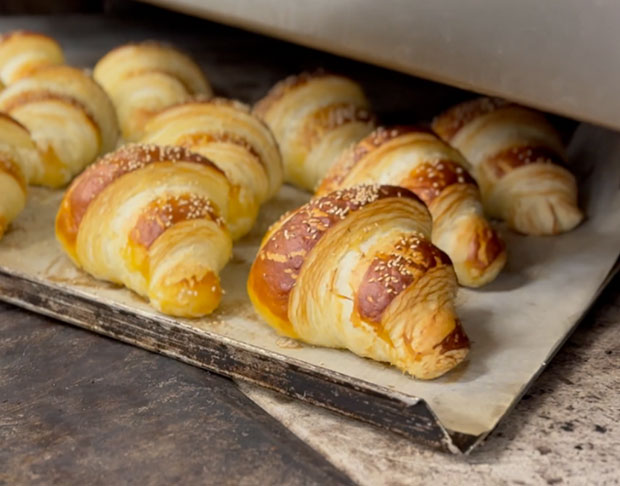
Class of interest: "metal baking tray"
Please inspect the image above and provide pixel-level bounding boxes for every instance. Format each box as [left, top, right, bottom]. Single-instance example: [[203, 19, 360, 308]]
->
[[0, 120, 618, 453], [0, 14, 619, 454]]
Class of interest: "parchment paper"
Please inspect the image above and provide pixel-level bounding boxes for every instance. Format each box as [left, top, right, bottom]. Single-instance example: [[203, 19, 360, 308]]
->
[[0, 122, 618, 437]]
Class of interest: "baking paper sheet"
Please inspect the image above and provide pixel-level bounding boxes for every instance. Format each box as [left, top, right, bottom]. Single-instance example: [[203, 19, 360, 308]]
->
[[0, 122, 618, 439]]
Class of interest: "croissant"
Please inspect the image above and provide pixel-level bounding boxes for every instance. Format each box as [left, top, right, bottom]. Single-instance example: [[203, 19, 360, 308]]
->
[[56, 144, 234, 317], [0, 30, 64, 86], [433, 98, 583, 235], [94, 42, 213, 141], [317, 127, 506, 287], [248, 184, 469, 379], [141, 98, 283, 240], [0, 65, 119, 187], [253, 71, 375, 191], [0, 114, 39, 236]]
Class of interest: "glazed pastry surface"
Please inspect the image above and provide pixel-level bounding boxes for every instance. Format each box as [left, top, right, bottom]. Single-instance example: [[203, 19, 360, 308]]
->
[[94, 42, 212, 141], [0, 114, 36, 236], [318, 127, 506, 287], [433, 98, 582, 235], [0, 30, 64, 86], [248, 184, 469, 379], [0, 65, 119, 187], [254, 71, 375, 191], [56, 144, 232, 317], [142, 98, 283, 239]]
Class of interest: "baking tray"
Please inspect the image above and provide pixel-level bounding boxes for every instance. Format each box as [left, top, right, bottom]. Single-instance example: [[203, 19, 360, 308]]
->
[[1, 13, 619, 454], [0, 122, 618, 454]]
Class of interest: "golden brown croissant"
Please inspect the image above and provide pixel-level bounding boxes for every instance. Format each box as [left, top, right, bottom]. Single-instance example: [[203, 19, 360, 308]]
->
[[94, 42, 212, 141], [248, 184, 469, 379], [0, 30, 64, 86], [141, 98, 283, 240], [0, 65, 119, 187], [0, 114, 39, 236], [253, 72, 375, 192], [433, 98, 583, 235], [317, 127, 506, 287], [56, 144, 233, 317]]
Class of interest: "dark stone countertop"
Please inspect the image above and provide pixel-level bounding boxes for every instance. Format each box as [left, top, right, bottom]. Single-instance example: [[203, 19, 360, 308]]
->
[[0, 304, 354, 486]]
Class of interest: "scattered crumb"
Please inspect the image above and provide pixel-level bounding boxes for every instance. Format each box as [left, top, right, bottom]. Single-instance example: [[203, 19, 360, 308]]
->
[[275, 337, 302, 349]]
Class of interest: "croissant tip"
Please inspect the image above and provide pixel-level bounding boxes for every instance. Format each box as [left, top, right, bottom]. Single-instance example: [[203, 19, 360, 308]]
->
[[400, 345, 470, 380], [509, 198, 584, 236]]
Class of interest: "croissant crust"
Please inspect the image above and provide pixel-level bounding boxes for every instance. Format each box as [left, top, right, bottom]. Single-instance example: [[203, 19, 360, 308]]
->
[[248, 184, 469, 379], [433, 98, 583, 235], [56, 144, 232, 317], [0, 65, 119, 187], [141, 97, 283, 239], [318, 126, 506, 287], [94, 42, 212, 141], [254, 71, 375, 191], [0, 30, 64, 85]]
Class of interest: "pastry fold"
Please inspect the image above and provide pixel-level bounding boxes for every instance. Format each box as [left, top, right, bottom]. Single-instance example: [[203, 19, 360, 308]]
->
[[0, 114, 37, 236], [141, 98, 283, 239], [433, 98, 583, 235], [56, 144, 233, 317], [318, 127, 506, 287], [0, 65, 119, 187], [248, 184, 469, 379], [94, 42, 212, 141], [254, 71, 375, 191], [0, 30, 64, 86]]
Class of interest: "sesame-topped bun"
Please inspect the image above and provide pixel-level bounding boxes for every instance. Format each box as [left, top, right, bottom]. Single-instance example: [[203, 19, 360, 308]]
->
[[56, 143, 233, 317], [317, 126, 506, 288], [253, 71, 375, 192], [433, 98, 582, 235], [248, 184, 469, 380]]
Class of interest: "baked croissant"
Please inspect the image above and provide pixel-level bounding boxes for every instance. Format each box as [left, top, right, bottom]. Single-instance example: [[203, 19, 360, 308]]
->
[[317, 127, 506, 287], [141, 98, 283, 240], [94, 42, 213, 141], [0, 65, 119, 187], [248, 184, 469, 379], [433, 98, 583, 235], [0, 114, 39, 236], [0, 30, 64, 86], [253, 72, 375, 191], [56, 144, 233, 317]]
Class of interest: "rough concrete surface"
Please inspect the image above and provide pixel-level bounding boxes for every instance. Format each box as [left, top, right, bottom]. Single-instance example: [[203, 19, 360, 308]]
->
[[240, 275, 620, 486]]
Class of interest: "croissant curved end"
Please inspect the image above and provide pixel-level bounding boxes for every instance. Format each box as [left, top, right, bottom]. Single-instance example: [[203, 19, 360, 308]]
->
[[507, 193, 584, 236], [435, 212, 507, 288], [0, 168, 26, 238], [401, 321, 470, 380], [54, 198, 79, 263], [490, 164, 583, 236], [381, 266, 470, 379], [149, 270, 223, 317]]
